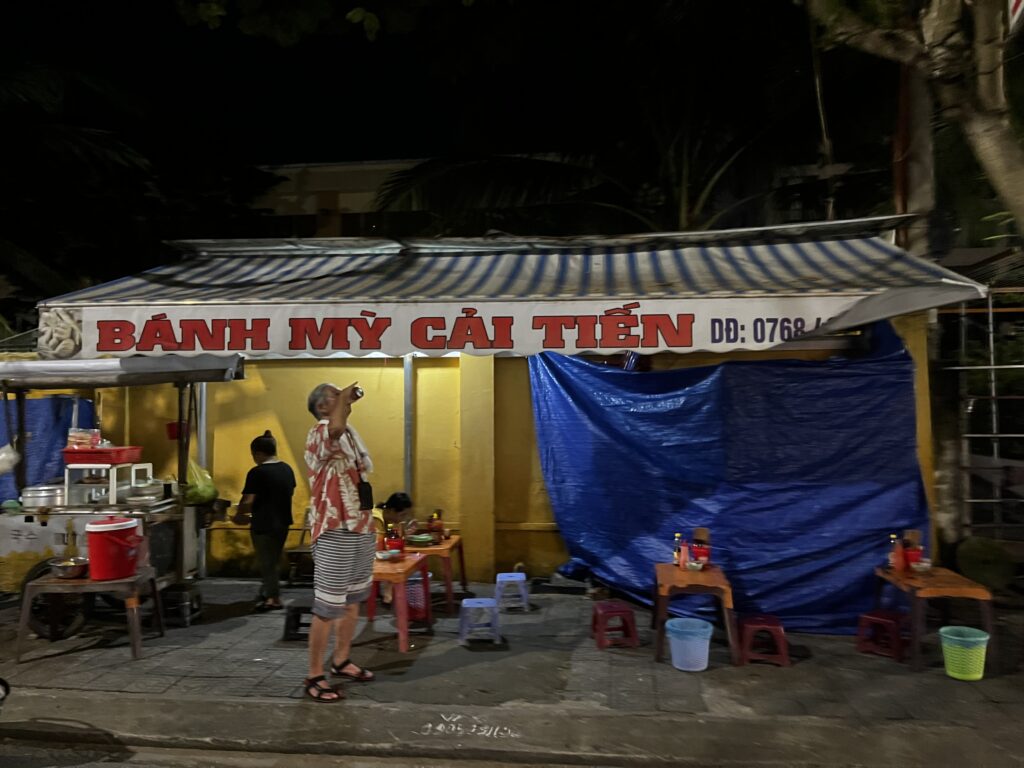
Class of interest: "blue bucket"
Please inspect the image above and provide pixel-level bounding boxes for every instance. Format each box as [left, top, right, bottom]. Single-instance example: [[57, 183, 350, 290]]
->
[[665, 618, 714, 671]]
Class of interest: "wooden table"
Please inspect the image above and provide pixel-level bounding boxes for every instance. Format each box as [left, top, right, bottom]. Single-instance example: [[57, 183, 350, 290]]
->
[[405, 534, 467, 614], [874, 566, 995, 671], [653, 562, 739, 666], [367, 552, 433, 652], [16, 566, 165, 662]]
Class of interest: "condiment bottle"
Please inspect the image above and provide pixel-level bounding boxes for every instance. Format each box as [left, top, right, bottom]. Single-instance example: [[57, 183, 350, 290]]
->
[[385, 523, 404, 554], [679, 538, 689, 568], [672, 532, 682, 564], [429, 510, 444, 544], [889, 533, 905, 572]]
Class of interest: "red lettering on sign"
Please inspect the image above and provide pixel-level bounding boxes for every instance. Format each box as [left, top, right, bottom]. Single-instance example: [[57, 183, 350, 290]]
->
[[411, 317, 446, 349], [227, 318, 270, 351], [136, 314, 180, 352], [178, 319, 228, 351], [349, 313, 393, 350], [96, 321, 137, 352], [288, 318, 351, 350], [599, 303, 640, 348], [575, 315, 598, 348], [532, 316, 575, 349], [641, 313, 694, 348]]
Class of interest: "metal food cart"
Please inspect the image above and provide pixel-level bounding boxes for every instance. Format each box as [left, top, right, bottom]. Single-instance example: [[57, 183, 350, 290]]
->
[[0, 354, 244, 638]]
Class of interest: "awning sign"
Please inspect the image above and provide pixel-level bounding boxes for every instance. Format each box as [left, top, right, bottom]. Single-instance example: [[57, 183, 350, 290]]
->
[[46, 297, 867, 359]]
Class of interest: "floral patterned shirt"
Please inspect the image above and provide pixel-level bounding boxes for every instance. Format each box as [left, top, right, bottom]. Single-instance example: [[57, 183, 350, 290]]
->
[[304, 420, 372, 541]]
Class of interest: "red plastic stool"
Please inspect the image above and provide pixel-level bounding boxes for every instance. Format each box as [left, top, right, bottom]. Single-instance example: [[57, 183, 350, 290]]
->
[[738, 614, 790, 667], [591, 600, 639, 649], [856, 609, 906, 661]]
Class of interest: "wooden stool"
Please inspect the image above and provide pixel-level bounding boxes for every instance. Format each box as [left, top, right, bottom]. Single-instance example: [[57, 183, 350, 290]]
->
[[591, 600, 639, 649], [856, 609, 906, 661], [738, 614, 790, 667]]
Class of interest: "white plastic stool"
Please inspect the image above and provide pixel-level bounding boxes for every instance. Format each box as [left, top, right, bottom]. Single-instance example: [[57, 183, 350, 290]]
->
[[494, 572, 530, 612], [458, 597, 501, 645]]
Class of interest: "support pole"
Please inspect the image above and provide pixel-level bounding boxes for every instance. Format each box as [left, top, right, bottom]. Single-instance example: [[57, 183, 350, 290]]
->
[[403, 355, 414, 494]]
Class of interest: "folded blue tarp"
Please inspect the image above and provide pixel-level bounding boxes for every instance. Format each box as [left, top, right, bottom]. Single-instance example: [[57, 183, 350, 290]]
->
[[529, 322, 928, 633], [0, 396, 95, 501]]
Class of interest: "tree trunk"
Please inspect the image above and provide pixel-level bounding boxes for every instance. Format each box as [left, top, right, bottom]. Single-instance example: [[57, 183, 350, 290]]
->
[[951, 104, 1024, 231]]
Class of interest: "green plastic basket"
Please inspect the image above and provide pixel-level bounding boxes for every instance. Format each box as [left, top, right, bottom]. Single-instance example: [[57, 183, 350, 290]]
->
[[938, 626, 989, 681]]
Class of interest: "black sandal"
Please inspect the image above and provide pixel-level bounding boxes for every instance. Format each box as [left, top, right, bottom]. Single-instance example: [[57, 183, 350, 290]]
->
[[330, 658, 375, 682], [303, 675, 343, 703]]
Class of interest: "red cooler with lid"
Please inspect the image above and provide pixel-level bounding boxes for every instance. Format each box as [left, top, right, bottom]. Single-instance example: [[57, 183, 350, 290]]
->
[[86, 517, 140, 580]]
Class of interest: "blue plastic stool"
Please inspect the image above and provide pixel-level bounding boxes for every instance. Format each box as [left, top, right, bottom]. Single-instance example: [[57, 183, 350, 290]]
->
[[458, 598, 501, 645], [494, 572, 530, 612]]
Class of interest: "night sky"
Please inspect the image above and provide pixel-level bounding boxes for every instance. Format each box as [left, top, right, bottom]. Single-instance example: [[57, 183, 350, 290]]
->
[[2, 0, 888, 164], [0, 1, 901, 331]]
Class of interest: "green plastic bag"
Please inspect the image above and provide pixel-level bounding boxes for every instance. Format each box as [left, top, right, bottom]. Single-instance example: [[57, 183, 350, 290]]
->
[[184, 459, 218, 505]]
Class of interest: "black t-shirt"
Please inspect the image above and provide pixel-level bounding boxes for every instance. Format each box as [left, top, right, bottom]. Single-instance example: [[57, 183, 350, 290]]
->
[[242, 460, 296, 535]]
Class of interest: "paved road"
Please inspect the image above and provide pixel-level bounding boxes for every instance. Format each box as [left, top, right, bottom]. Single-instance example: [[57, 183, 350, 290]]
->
[[0, 743, 618, 768]]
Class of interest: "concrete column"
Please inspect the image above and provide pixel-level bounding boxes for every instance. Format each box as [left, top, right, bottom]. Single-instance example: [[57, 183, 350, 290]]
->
[[458, 354, 495, 581]]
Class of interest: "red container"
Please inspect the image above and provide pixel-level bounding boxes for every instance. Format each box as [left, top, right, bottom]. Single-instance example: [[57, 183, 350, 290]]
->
[[904, 547, 923, 567], [691, 544, 711, 563], [63, 446, 143, 465], [85, 517, 140, 580]]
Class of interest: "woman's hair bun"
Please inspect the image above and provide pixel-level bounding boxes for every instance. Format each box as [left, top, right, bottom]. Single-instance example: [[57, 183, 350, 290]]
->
[[250, 431, 278, 455]]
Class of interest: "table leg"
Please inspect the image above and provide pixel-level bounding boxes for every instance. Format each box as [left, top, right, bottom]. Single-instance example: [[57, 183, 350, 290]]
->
[[393, 581, 409, 653], [441, 557, 454, 614], [125, 592, 143, 660], [48, 594, 63, 642], [456, 541, 468, 591], [16, 585, 36, 663], [420, 561, 434, 627], [721, 602, 740, 666], [148, 578, 166, 637], [367, 582, 377, 621], [910, 593, 925, 671], [873, 574, 885, 609], [980, 599, 997, 672], [654, 593, 668, 662]]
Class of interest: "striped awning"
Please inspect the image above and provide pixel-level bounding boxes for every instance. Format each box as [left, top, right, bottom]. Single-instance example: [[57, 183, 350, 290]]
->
[[37, 218, 987, 359]]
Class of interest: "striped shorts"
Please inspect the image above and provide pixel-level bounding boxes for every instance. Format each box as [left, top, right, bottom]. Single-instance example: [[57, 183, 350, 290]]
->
[[311, 528, 376, 619]]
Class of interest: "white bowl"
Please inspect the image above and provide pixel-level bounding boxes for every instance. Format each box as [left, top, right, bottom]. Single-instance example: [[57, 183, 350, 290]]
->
[[685, 561, 704, 571], [909, 561, 931, 573]]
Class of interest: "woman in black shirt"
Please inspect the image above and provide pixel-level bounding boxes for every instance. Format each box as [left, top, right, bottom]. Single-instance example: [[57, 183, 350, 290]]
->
[[235, 430, 296, 611]]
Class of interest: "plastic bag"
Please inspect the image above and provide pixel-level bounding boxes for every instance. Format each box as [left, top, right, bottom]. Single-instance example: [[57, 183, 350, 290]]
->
[[0, 444, 20, 476], [184, 459, 218, 504]]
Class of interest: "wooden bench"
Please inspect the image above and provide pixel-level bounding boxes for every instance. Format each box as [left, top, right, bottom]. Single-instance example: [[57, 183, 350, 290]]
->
[[16, 566, 165, 662]]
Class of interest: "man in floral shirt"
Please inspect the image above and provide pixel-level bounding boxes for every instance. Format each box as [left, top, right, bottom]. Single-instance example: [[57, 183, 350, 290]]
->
[[302, 382, 376, 703]]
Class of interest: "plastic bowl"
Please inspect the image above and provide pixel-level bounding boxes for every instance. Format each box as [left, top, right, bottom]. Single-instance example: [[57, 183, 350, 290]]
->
[[910, 560, 932, 573], [684, 561, 704, 571], [375, 551, 393, 561]]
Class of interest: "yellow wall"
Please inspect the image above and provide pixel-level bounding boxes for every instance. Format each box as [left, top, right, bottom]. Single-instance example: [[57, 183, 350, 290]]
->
[[91, 315, 934, 582]]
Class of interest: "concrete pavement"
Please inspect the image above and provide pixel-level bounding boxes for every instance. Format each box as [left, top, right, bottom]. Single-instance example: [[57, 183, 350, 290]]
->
[[1, 577, 1023, 766]]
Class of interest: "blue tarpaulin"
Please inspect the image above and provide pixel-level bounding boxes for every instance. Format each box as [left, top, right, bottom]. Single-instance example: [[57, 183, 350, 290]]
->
[[529, 322, 928, 634], [0, 397, 95, 501]]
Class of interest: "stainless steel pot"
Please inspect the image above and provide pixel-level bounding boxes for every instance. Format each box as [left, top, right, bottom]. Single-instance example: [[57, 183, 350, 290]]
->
[[21, 484, 65, 509]]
